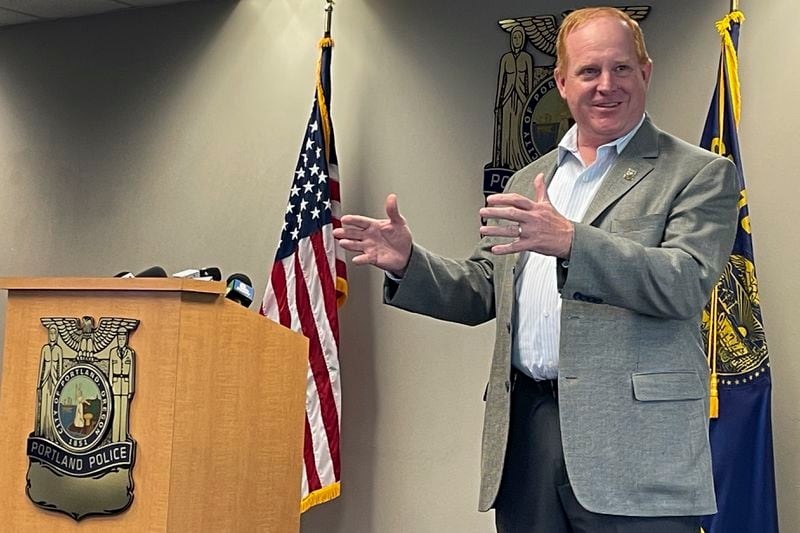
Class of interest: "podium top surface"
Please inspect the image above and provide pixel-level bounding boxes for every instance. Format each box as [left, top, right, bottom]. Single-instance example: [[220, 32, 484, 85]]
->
[[0, 277, 225, 295]]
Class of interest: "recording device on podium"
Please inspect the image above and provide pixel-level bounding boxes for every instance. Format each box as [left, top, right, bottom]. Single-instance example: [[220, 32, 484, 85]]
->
[[225, 273, 254, 308]]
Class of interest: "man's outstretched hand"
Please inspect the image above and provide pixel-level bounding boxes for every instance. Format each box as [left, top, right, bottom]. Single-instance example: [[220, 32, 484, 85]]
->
[[333, 194, 413, 277]]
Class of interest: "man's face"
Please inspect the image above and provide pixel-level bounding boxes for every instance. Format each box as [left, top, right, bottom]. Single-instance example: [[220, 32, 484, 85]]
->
[[117, 332, 127, 348], [555, 16, 651, 148]]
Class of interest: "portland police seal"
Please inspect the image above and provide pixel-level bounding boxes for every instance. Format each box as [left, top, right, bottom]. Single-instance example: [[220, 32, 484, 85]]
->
[[26, 316, 139, 521], [52, 364, 111, 454]]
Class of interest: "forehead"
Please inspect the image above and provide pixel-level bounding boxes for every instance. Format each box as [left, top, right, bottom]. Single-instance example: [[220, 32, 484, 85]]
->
[[564, 16, 637, 63]]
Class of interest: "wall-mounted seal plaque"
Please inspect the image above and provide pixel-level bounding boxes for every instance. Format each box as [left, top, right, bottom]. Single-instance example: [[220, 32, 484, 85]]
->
[[26, 316, 140, 521]]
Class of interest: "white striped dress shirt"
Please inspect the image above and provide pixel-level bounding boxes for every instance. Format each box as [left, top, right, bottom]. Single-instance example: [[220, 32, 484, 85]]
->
[[512, 116, 645, 380]]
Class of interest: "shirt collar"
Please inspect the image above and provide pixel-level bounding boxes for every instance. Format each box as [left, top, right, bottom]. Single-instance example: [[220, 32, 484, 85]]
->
[[557, 114, 646, 165]]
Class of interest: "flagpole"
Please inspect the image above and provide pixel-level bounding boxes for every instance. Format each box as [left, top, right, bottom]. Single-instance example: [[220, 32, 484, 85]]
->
[[730, 0, 739, 12], [324, 0, 334, 38]]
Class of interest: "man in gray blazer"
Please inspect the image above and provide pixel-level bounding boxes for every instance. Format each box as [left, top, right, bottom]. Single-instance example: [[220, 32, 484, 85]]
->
[[334, 7, 738, 532]]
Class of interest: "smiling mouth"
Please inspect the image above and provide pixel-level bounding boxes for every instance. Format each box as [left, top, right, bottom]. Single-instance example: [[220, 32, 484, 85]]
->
[[594, 102, 621, 108]]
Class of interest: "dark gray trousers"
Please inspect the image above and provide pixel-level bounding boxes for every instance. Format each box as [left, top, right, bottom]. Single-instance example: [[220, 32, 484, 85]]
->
[[494, 371, 701, 533]]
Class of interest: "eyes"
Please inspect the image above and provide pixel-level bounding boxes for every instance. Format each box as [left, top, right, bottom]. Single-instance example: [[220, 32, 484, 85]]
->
[[577, 64, 634, 78]]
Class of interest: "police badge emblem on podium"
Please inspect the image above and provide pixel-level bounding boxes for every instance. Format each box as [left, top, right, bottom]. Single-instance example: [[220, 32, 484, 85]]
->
[[26, 316, 140, 520]]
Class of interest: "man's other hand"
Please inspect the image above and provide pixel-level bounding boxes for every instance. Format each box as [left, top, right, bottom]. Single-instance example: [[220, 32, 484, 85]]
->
[[333, 194, 413, 277]]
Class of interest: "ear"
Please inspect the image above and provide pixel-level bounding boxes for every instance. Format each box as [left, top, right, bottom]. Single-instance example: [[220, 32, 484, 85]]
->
[[555, 67, 567, 98], [641, 60, 653, 88]]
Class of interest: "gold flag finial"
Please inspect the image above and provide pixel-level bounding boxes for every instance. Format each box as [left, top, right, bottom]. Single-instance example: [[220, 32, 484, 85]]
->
[[324, 0, 335, 38]]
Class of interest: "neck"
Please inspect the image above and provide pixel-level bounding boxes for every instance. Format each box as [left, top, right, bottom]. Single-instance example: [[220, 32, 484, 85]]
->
[[577, 138, 599, 166]]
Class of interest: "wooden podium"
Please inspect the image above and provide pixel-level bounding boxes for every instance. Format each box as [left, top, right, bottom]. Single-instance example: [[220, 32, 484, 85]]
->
[[0, 278, 309, 531]]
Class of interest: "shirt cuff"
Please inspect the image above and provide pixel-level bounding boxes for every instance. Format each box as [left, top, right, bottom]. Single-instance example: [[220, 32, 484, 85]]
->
[[385, 271, 404, 283]]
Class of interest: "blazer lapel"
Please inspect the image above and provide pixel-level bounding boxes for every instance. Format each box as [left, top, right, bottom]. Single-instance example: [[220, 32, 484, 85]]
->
[[581, 117, 660, 225], [515, 155, 559, 201], [510, 119, 659, 282], [514, 156, 559, 280]]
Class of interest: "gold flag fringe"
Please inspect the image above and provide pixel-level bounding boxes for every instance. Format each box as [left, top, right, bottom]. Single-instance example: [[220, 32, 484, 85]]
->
[[301, 481, 341, 513], [708, 286, 720, 419], [716, 11, 744, 127], [316, 37, 334, 164], [706, 10, 745, 420]]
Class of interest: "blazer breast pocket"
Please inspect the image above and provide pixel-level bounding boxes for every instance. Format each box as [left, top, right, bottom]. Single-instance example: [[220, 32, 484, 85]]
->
[[631, 371, 705, 402], [609, 213, 666, 245]]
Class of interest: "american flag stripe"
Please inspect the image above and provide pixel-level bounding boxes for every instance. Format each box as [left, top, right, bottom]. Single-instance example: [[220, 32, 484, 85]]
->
[[305, 377, 334, 488], [328, 178, 341, 203], [303, 416, 322, 491], [268, 262, 292, 326], [261, 36, 345, 511], [293, 246, 341, 464], [311, 230, 340, 344], [329, 165, 348, 300], [266, 237, 342, 498]]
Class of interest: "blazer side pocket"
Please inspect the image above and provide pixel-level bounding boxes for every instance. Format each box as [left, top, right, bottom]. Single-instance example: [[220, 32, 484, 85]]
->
[[609, 213, 666, 234], [609, 213, 667, 246], [631, 371, 704, 401]]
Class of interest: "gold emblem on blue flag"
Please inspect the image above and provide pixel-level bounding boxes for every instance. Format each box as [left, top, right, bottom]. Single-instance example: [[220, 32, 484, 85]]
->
[[704, 256, 768, 380], [699, 10, 770, 394], [699, 10, 779, 533]]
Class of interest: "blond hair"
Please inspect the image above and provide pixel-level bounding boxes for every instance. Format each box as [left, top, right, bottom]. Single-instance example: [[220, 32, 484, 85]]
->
[[555, 7, 651, 72]]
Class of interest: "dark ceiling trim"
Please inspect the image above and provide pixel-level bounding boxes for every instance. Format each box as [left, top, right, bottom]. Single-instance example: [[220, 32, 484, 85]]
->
[[0, 7, 45, 20]]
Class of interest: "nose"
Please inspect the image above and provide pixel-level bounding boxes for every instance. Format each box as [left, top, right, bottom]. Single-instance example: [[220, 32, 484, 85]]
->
[[597, 70, 616, 92]]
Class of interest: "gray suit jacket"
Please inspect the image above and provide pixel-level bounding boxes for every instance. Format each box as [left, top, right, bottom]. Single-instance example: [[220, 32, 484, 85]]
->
[[384, 118, 739, 516]]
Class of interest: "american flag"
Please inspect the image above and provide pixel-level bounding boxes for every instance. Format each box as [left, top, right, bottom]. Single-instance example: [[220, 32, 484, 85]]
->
[[260, 37, 347, 512]]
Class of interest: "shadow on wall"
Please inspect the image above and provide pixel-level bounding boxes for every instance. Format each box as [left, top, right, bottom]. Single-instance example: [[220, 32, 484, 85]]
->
[[300, 76, 382, 529], [0, 0, 240, 274], [0, 0, 240, 413], [300, 270, 381, 532]]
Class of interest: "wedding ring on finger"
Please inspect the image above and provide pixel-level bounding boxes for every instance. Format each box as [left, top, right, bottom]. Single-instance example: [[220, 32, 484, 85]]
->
[[517, 224, 522, 238]]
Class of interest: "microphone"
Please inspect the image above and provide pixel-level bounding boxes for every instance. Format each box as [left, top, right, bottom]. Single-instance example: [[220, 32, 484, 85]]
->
[[172, 267, 222, 281], [135, 266, 168, 278], [225, 273, 254, 308], [113, 266, 167, 278]]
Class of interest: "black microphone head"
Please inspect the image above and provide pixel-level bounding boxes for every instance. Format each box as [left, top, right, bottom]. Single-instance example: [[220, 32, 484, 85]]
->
[[225, 273, 254, 308], [136, 266, 168, 278], [226, 273, 252, 286], [199, 267, 222, 281]]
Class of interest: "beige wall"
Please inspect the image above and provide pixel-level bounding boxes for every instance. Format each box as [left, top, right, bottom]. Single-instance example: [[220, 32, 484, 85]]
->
[[0, 1, 795, 531], [737, 1, 800, 528]]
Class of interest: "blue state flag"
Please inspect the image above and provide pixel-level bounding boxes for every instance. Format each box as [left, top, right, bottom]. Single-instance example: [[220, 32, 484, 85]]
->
[[699, 10, 779, 533]]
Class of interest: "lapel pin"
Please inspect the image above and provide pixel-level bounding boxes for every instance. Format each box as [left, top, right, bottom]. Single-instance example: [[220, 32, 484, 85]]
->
[[622, 168, 637, 181]]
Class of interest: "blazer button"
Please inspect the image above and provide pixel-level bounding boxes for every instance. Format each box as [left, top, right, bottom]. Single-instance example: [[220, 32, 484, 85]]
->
[[505, 380, 510, 392], [506, 321, 512, 333]]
